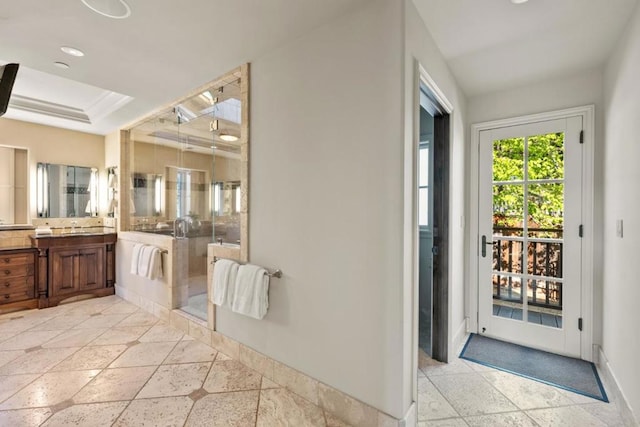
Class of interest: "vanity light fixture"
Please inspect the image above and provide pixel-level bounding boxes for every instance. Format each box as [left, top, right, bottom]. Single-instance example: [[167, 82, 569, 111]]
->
[[219, 133, 239, 142], [36, 163, 49, 217], [60, 46, 85, 57], [88, 168, 98, 216], [81, 0, 131, 19], [154, 175, 162, 215]]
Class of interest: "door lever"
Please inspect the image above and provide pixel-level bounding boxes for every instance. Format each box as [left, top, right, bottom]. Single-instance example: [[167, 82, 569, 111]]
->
[[481, 235, 494, 258]]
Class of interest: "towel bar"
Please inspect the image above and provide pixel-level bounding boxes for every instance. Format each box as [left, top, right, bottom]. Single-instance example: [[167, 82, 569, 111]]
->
[[211, 256, 282, 278]]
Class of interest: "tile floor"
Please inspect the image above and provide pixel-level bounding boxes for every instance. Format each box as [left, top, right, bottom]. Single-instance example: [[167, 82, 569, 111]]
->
[[0, 296, 344, 426], [0, 295, 631, 426], [418, 349, 630, 427]]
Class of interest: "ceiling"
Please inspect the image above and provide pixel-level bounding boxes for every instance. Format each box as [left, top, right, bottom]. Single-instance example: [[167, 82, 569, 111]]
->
[[413, 0, 639, 97], [1, 0, 638, 135], [0, 0, 366, 135]]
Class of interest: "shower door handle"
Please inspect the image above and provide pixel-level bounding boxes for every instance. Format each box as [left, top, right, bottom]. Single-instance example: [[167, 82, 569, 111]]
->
[[481, 235, 494, 258]]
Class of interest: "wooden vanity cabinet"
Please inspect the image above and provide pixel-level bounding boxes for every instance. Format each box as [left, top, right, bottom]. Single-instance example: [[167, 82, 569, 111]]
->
[[0, 248, 38, 310], [30, 233, 116, 307]]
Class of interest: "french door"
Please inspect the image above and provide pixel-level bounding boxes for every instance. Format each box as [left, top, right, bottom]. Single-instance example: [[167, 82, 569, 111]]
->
[[478, 117, 583, 357]]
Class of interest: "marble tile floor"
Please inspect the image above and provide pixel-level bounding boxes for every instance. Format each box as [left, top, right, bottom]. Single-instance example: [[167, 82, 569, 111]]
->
[[0, 295, 346, 426], [417, 349, 631, 427]]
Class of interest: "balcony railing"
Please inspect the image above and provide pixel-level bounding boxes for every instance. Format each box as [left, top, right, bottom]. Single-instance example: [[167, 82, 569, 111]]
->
[[492, 227, 563, 311]]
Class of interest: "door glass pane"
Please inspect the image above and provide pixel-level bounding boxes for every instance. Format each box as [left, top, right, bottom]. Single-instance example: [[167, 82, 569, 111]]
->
[[493, 184, 524, 236], [527, 241, 562, 278], [493, 137, 524, 181], [527, 183, 564, 237], [419, 148, 429, 186], [527, 279, 562, 328], [528, 133, 564, 180], [493, 274, 523, 321], [419, 188, 428, 226]]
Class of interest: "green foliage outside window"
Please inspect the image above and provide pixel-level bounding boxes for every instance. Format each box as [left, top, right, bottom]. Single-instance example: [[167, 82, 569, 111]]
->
[[493, 133, 564, 231]]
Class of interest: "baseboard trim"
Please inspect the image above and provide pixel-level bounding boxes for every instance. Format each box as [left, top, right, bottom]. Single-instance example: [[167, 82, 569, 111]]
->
[[597, 346, 638, 426], [399, 402, 416, 427], [452, 318, 468, 357]]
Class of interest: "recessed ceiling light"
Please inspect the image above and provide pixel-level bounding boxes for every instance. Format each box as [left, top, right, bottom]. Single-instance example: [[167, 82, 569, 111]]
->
[[81, 0, 131, 19], [511, 0, 529, 3], [54, 62, 70, 69], [60, 46, 85, 57], [219, 134, 239, 142]]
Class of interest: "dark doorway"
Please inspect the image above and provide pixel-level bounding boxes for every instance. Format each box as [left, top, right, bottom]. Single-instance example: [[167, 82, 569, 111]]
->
[[418, 83, 450, 362]]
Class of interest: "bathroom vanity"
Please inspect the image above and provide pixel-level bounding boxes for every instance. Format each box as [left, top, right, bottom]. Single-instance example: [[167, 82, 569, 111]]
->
[[30, 230, 117, 307]]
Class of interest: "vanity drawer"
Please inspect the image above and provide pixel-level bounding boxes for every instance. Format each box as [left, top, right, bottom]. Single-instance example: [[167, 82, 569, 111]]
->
[[1, 276, 34, 294], [0, 253, 35, 267], [1, 288, 35, 303], [0, 264, 34, 279]]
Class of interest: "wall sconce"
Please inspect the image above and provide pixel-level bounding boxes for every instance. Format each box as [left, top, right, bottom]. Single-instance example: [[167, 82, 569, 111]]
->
[[154, 175, 162, 215], [234, 185, 241, 213], [36, 163, 48, 217], [107, 166, 118, 217], [86, 167, 98, 216]]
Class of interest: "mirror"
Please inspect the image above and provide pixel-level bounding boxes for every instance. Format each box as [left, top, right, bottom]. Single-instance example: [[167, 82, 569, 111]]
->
[[132, 172, 162, 217], [0, 145, 28, 226], [37, 163, 98, 218]]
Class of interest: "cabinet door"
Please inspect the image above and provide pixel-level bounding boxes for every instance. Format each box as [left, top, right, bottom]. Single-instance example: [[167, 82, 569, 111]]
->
[[77, 246, 105, 291], [50, 249, 79, 296]]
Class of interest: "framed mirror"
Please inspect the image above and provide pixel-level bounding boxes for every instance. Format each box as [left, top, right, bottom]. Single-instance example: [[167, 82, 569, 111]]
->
[[37, 163, 98, 218]]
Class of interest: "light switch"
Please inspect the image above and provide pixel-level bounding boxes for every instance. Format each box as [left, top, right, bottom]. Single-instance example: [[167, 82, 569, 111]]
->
[[616, 219, 623, 238]]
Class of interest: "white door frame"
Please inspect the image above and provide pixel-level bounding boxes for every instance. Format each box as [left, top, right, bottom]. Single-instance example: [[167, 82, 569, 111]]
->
[[468, 105, 595, 361]]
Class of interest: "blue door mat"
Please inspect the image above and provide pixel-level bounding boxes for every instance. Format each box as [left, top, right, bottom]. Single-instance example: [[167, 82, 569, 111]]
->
[[460, 333, 608, 402]]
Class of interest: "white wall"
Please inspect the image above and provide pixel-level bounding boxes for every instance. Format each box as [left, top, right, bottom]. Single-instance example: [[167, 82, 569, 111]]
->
[[603, 2, 640, 422], [466, 69, 605, 349], [215, 0, 407, 418], [404, 0, 468, 395]]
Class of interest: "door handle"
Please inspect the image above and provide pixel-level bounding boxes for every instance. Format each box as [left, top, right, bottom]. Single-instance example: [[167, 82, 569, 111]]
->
[[481, 235, 494, 258]]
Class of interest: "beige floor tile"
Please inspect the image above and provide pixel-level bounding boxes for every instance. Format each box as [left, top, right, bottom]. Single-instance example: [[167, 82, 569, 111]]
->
[[73, 366, 157, 403], [25, 314, 90, 331], [430, 373, 518, 416], [203, 359, 262, 393], [0, 347, 79, 375], [117, 310, 159, 327], [163, 339, 217, 365], [139, 323, 185, 343], [580, 402, 626, 426], [109, 341, 177, 368], [114, 396, 193, 427], [418, 376, 459, 420], [41, 328, 107, 348], [72, 313, 130, 329], [137, 362, 211, 398], [257, 388, 325, 427], [0, 350, 25, 369], [89, 325, 151, 346], [325, 411, 352, 426], [465, 411, 539, 427], [421, 357, 475, 377], [418, 418, 469, 427], [185, 390, 259, 427], [261, 377, 281, 390], [0, 407, 53, 426], [0, 369, 100, 409], [41, 401, 128, 427], [481, 370, 575, 410], [51, 345, 128, 371], [0, 373, 40, 402], [101, 301, 139, 315], [526, 405, 608, 427], [0, 330, 65, 351], [0, 330, 18, 343]]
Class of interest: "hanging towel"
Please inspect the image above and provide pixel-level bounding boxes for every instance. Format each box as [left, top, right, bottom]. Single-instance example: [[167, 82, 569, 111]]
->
[[147, 247, 163, 280], [211, 259, 239, 307], [231, 264, 269, 319], [131, 243, 145, 275], [137, 245, 154, 278]]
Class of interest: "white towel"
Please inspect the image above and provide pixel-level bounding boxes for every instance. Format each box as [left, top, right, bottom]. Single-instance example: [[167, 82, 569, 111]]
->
[[148, 247, 163, 280], [35, 227, 53, 236], [231, 264, 269, 319], [131, 243, 145, 275], [137, 245, 153, 278], [211, 259, 239, 307]]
